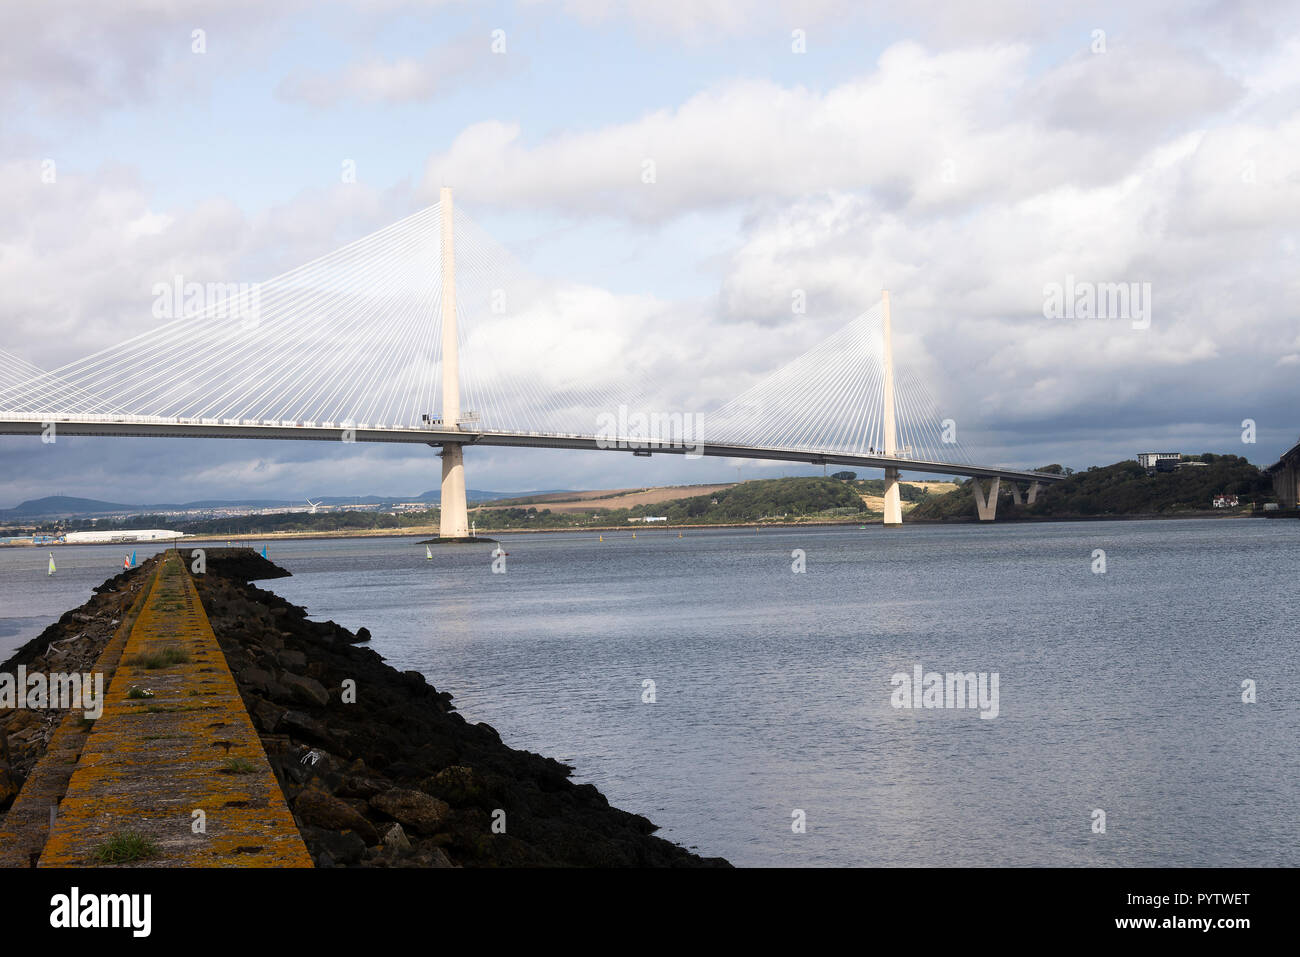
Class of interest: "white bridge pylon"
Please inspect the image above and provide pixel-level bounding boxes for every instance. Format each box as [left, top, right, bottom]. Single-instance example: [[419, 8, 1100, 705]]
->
[[437, 187, 469, 539], [0, 193, 1064, 524]]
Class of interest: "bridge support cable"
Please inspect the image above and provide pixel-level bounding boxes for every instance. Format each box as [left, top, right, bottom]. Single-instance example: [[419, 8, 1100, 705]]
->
[[0, 198, 1061, 530], [2, 206, 447, 428], [0, 348, 122, 417]]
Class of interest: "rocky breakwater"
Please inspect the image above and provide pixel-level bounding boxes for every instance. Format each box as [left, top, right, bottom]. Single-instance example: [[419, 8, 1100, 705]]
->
[[0, 560, 156, 814], [193, 549, 729, 867]]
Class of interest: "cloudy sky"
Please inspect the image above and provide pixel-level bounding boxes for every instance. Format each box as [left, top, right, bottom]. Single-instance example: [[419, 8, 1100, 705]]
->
[[2, 0, 1298, 506]]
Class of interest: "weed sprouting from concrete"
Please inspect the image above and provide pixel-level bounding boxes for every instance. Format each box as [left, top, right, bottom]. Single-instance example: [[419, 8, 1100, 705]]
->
[[127, 645, 190, 669], [94, 831, 159, 864]]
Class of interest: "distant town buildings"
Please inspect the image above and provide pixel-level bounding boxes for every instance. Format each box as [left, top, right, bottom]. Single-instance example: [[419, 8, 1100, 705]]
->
[[1212, 494, 1239, 508]]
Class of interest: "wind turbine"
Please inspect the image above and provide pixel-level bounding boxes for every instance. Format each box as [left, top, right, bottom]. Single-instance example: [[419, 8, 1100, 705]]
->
[[306, 499, 322, 515]]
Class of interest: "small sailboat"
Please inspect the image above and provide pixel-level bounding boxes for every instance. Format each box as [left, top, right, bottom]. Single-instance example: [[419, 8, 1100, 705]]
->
[[123, 555, 130, 570], [130, 550, 137, 568], [631, 532, 636, 540], [426, 545, 433, 560], [261, 545, 268, 559], [599, 535, 603, 542], [48, 553, 56, 576], [678, 531, 683, 538]]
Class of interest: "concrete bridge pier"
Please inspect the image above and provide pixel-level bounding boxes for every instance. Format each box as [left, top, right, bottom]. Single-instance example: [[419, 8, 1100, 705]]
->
[[439, 443, 469, 538], [971, 475, 1001, 521], [1008, 480, 1040, 506], [882, 467, 903, 526], [880, 290, 902, 527]]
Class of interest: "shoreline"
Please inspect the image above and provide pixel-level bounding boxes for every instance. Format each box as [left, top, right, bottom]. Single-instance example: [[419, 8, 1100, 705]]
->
[[3, 504, 1279, 552], [3, 508, 1270, 548], [0, 551, 730, 867]]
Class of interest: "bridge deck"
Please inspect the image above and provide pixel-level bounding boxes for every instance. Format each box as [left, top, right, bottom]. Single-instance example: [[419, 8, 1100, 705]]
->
[[0, 416, 1065, 484]]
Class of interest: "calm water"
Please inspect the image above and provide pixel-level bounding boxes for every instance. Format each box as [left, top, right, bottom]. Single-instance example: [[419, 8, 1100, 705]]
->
[[0, 543, 172, 658], [3, 519, 1297, 866]]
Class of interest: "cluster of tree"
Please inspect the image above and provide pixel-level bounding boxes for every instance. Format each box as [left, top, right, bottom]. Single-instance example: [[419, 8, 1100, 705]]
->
[[173, 510, 438, 535], [476, 507, 571, 528], [652, 477, 871, 523], [908, 457, 1272, 520]]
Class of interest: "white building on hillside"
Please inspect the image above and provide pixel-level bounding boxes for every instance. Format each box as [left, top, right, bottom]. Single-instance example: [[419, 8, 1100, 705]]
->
[[1137, 452, 1181, 470]]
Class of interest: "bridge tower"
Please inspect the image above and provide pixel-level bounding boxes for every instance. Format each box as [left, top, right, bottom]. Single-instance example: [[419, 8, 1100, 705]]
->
[[438, 186, 470, 539], [880, 290, 903, 526]]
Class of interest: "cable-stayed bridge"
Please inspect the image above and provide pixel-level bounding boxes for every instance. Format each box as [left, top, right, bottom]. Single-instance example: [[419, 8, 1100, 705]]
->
[[0, 189, 1062, 532]]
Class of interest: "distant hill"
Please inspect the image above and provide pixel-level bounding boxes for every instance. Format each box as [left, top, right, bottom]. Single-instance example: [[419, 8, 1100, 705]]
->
[[480, 477, 875, 529], [0, 496, 139, 517], [421, 489, 571, 505], [0, 495, 304, 518], [1, 489, 549, 519], [909, 455, 1273, 520]]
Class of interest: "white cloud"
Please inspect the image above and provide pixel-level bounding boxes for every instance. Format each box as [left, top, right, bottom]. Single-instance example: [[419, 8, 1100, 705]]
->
[[278, 33, 514, 106], [0, 0, 295, 114], [420, 39, 1253, 223], [0, 161, 418, 370]]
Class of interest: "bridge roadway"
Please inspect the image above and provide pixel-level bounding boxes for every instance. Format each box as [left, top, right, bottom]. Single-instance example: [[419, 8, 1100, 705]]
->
[[0, 415, 1065, 485]]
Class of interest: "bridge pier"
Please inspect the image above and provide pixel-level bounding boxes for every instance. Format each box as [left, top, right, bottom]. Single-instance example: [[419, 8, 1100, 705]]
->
[[883, 467, 903, 526], [1008, 480, 1041, 507], [971, 476, 1001, 521], [880, 290, 903, 527], [439, 443, 469, 538]]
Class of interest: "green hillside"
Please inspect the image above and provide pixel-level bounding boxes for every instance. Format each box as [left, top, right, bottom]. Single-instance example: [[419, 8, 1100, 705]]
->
[[483, 477, 876, 528], [909, 455, 1272, 520]]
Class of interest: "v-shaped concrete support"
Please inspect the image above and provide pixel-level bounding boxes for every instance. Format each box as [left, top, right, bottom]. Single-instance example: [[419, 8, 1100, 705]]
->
[[971, 475, 1001, 521]]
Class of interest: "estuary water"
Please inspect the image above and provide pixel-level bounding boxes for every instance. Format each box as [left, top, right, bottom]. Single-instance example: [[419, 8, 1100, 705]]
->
[[3, 518, 1297, 866]]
